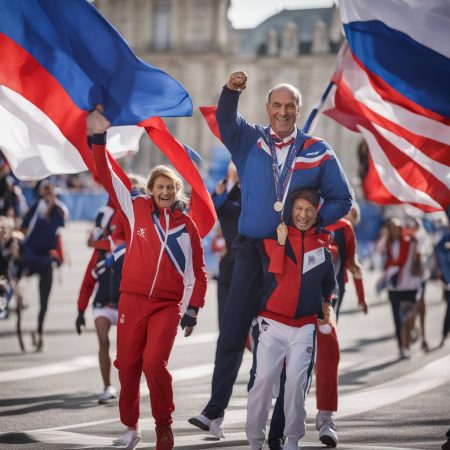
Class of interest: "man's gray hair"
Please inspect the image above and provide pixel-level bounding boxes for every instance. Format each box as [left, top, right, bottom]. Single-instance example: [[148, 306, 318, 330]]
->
[[266, 83, 302, 107]]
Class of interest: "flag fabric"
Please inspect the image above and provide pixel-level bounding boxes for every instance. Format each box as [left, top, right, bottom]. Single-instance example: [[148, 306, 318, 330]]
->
[[140, 117, 217, 238], [1, 0, 216, 236], [0, 0, 191, 179], [318, 0, 450, 212], [199, 106, 222, 142]]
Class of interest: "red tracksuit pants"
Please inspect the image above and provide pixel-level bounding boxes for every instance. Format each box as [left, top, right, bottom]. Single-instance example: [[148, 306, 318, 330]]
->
[[114, 292, 181, 428], [315, 322, 340, 411]]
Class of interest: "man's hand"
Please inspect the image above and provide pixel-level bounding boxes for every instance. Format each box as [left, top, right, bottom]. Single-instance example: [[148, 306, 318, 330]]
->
[[214, 179, 227, 196], [277, 222, 288, 246], [75, 310, 85, 335], [87, 105, 111, 135], [227, 71, 248, 91]]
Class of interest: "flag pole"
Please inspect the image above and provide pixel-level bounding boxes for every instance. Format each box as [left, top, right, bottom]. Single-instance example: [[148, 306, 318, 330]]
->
[[302, 80, 335, 134]]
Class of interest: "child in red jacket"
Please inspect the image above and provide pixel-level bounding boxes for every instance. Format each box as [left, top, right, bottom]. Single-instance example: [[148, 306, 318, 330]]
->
[[245, 189, 335, 450]]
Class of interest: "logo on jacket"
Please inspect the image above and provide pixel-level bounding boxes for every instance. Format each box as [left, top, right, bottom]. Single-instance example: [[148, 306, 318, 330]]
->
[[306, 346, 313, 354], [120, 313, 125, 324], [137, 227, 147, 240], [260, 319, 270, 332]]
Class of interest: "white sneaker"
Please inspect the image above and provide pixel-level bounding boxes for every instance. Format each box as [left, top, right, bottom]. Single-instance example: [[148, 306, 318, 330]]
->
[[209, 416, 225, 438], [98, 385, 117, 404], [188, 413, 225, 438], [188, 414, 211, 431], [114, 427, 141, 449], [316, 410, 338, 448]]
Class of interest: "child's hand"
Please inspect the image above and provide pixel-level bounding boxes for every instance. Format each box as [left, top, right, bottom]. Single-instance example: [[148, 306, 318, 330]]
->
[[319, 302, 333, 325], [277, 222, 288, 246]]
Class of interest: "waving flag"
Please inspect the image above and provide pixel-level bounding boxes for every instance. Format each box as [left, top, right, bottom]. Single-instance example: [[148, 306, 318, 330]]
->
[[312, 0, 450, 212], [0, 0, 216, 236], [199, 106, 222, 142], [0, 0, 191, 178]]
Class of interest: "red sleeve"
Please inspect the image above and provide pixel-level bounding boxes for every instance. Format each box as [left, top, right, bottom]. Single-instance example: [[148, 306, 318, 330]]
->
[[265, 240, 286, 274], [92, 238, 111, 251], [77, 250, 100, 311], [186, 218, 207, 309], [343, 221, 357, 269], [92, 134, 133, 242], [55, 234, 64, 263], [110, 212, 126, 246], [353, 277, 365, 304]]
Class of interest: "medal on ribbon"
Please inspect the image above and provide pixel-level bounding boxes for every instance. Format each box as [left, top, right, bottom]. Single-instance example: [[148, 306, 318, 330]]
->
[[266, 131, 298, 220]]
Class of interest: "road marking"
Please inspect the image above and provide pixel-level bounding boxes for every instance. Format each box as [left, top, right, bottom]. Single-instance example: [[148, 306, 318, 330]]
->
[[0, 356, 98, 383], [0, 331, 219, 383], [14, 429, 425, 450], [335, 353, 450, 418]]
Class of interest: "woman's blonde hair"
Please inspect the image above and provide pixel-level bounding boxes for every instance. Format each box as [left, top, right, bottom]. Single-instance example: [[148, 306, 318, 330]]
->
[[146, 165, 188, 205]]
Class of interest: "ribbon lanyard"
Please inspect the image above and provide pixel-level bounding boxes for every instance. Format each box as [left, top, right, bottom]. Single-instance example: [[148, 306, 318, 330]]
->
[[266, 131, 298, 221]]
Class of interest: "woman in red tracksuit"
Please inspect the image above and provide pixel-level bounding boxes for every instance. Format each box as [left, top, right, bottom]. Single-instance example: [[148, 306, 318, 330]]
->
[[88, 110, 207, 450]]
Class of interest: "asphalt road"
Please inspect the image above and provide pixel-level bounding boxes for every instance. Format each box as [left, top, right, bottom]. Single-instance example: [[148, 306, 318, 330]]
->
[[0, 222, 449, 450]]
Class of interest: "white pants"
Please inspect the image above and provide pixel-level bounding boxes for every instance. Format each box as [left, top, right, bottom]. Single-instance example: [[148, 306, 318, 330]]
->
[[245, 317, 315, 450]]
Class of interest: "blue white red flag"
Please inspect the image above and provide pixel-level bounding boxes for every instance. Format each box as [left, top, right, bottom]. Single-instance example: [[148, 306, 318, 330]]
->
[[314, 0, 450, 212], [0, 0, 216, 236], [0, 0, 191, 179]]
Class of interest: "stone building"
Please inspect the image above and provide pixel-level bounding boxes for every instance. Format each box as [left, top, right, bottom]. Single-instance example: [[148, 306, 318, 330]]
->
[[94, 0, 360, 189]]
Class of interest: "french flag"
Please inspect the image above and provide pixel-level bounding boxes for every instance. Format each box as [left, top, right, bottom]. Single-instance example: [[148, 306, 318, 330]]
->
[[308, 0, 450, 212], [0, 0, 215, 237]]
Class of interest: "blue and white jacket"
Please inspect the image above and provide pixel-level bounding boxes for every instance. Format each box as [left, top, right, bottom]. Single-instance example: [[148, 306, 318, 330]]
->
[[217, 86, 352, 238]]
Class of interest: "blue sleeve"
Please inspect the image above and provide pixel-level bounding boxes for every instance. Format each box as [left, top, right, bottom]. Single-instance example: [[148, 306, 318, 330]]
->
[[436, 234, 450, 284], [317, 143, 353, 227], [21, 203, 37, 229], [212, 191, 227, 211], [216, 86, 259, 169]]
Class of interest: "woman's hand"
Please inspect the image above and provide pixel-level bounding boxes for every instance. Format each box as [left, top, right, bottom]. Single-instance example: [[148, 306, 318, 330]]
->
[[87, 105, 111, 135], [184, 326, 194, 337]]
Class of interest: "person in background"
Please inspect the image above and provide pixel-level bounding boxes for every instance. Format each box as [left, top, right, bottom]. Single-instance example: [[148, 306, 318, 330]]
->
[[76, 202, 118, 403], [246, 189, 335, 450], [435, 223, 450, 348], [405, 217, 431, 352], [313, 201, 368, 447], [76, 175, 146, 404], [19, 181, 68, 352], [211, 161, 241, 328], [376, 218, 422, 359], [88, 108, 207, 450]]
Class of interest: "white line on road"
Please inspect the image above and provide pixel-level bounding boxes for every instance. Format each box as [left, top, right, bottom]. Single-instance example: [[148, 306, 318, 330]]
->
[[0, 356, 98, 383], [335, 354, 450, 418], [0, 332, 219, 383]]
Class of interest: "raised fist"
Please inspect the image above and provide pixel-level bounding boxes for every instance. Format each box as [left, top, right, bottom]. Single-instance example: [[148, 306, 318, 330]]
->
[[227, 71, 248, 92]]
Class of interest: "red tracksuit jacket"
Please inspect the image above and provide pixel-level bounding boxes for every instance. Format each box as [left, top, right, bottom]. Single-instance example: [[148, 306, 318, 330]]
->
[[92, 137, 207, 311]]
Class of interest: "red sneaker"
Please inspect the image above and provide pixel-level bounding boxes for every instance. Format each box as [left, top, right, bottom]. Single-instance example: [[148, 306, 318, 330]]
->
[[155, 424, 174, 450]]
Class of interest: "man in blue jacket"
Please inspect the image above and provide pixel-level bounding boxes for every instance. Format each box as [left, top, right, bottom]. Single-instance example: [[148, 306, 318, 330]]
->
[[189, 70, 352, 445]]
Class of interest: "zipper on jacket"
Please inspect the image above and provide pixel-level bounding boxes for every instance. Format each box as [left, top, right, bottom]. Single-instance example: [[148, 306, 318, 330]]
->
[[149, 208, 170, 298], [297, 231, 305, 314]]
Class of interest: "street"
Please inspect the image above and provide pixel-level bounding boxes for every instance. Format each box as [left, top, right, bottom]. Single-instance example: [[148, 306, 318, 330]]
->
[[0, 222, 449, 450]]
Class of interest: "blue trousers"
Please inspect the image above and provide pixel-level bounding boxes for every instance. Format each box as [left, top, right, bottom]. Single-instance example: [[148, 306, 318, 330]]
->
[[203, 238, 263, 419]]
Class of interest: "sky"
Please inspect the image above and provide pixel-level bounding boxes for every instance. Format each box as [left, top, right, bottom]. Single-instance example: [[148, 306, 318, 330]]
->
[[229, 0, 335, 29]]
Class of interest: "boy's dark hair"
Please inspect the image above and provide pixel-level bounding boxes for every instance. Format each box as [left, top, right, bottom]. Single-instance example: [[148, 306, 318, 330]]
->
[[288, 188, 320, 209]]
